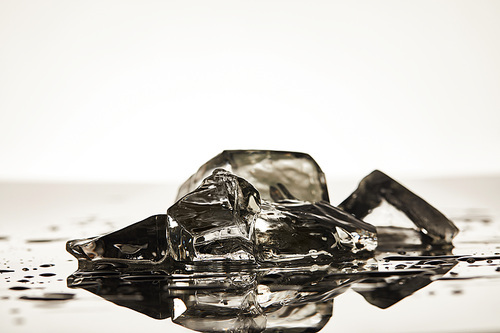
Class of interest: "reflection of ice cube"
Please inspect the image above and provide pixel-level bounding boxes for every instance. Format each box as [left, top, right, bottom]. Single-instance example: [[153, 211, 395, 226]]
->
[[177, 150, 330, 203]]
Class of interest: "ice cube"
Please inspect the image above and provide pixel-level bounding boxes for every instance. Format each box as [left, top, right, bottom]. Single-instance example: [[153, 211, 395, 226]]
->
[[169, 169, 376, 264], [66, 215, 168, 264], [167, 169, 261, 262], [177, 150, 329, 203], [67, 169, 377, 266], [339, 170, 459, 243]]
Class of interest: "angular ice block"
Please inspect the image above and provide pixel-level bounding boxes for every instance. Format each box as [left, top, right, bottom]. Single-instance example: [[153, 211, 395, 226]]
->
[[177, 150, 329, 203], [66, 215, 168, 264], [67, 169, 377, 267], [167, 169, 261, 262], [339, 170, 459, 243], [169, 169, 377, 264]]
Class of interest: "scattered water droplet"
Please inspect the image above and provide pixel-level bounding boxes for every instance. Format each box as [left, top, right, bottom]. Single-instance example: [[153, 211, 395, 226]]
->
[[39, 273, 56, 277], [9, 286, 30, 291], [19, 293, 75, 301]]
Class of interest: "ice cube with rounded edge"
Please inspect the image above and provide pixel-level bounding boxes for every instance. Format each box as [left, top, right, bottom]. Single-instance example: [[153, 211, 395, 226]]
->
[[177, 150, 329, 203]]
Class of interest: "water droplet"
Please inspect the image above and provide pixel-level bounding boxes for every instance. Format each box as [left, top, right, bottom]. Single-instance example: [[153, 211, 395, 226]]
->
[[9, 286, 30, 291], [19, 293, 75, 301]]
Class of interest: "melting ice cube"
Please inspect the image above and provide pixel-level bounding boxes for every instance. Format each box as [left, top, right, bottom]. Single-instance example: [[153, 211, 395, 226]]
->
[[339, 170, 459, 244], [177, 150, 330, 203], [169, 169, 377, 264], [67, 169, 377, 266]]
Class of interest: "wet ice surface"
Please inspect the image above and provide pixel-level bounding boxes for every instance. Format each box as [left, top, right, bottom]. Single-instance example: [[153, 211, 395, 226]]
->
[[1, 178, 500, 332]]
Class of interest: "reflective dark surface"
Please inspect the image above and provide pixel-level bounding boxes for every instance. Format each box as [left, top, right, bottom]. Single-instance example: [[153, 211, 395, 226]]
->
[[1, 177, 500, 332]]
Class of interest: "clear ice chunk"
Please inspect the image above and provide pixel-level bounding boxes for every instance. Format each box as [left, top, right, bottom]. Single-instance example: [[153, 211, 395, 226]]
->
[[66, 215, 168, 264], [339, 170, 459, 244], [167, 169, 261, 262], [168, 169, 377, 264], [254, 200, 377, 262], [177, 150, 330, 203], [67, 169, 377, 266]]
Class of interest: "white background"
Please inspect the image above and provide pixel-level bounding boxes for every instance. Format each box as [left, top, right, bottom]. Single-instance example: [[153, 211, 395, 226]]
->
[[1, 1, 499, 183]]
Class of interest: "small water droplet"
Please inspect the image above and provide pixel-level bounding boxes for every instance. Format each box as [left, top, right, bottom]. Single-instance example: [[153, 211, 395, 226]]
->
[[19, 293, 75, 301], [9, 286, 30, 291]]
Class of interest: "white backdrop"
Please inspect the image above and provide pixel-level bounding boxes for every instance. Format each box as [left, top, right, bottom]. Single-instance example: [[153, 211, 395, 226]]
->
[[1, 1, 499, 183]]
